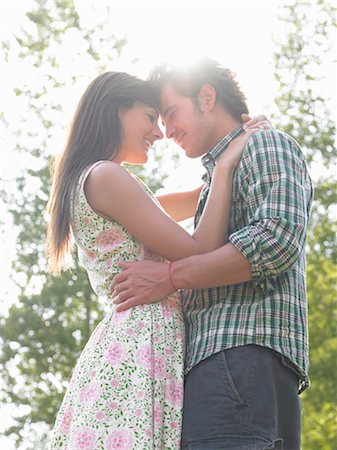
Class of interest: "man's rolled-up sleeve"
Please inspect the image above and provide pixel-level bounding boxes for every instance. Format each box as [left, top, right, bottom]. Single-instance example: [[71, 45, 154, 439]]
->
[[228, 130, 312, 292]]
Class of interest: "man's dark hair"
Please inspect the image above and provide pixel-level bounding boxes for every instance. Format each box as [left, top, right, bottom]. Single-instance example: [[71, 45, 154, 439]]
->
[[149, 58, 249, 122]]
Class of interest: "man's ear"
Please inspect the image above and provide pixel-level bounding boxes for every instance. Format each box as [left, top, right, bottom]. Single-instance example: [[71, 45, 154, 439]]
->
[[198, 84, 217, 112]]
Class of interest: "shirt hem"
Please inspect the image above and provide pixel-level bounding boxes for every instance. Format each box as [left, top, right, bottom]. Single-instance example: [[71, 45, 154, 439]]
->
[[184, 341, 309, 394]]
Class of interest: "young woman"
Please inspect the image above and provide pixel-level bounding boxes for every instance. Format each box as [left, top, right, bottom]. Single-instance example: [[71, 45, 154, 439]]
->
[[46, 71, 259, 449]]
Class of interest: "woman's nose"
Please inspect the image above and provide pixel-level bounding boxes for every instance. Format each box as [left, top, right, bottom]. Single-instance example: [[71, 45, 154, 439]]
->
[[153, 124, 164, 141]]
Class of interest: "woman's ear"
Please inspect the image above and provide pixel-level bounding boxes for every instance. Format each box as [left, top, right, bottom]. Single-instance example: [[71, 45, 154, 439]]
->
[[198, 84, 217, 112]]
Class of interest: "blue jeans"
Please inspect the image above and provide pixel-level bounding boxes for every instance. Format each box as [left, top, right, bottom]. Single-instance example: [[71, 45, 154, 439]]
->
[[181, 345, 301, 450]]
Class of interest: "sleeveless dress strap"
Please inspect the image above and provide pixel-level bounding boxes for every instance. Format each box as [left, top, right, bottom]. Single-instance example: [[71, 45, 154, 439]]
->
[[78, 160, 109, 192]]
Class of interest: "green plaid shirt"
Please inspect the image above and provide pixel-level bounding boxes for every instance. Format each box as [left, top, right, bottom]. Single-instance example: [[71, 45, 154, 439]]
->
[[182, 127, 313, 393]]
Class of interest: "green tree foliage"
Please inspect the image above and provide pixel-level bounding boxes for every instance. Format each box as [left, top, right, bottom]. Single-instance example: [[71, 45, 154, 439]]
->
[[0, 1, 176, 447], [273, 1, 336, 448]]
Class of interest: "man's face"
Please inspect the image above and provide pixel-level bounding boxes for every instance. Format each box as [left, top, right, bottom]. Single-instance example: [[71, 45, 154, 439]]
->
[[160, 82, 214, 158]]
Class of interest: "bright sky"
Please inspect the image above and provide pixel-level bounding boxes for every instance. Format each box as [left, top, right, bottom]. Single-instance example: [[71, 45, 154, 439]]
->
[[0, 0, 335, 446]]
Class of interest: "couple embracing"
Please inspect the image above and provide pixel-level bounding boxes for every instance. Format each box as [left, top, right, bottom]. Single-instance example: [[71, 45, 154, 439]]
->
[[47, 59, 313, 450]]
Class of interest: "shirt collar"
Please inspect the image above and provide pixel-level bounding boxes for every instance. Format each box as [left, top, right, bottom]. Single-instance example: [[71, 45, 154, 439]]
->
[[201, 126, 244, 183]]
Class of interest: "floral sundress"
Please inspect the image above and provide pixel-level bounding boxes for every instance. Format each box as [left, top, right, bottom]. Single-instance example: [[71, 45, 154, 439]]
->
[[49, 161, 185, 450]]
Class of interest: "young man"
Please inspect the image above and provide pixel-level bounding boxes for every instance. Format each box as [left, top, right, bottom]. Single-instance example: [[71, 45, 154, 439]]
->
[[112, 59, 313, 450]]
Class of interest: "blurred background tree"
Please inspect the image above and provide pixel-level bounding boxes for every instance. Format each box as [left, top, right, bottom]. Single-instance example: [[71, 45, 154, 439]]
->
[[0, 0, 336, 448], [273, 1, 336, 449], [0, 0, 176, 448]]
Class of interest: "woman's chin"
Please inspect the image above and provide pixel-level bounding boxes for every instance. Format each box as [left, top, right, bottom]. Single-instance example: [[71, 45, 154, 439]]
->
[[124, 156, 148, 165]]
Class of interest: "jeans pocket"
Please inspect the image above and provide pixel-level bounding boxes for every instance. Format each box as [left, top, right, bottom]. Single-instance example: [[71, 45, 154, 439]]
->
[[261, 439, 283, 450], [216, 349, 246, 407]]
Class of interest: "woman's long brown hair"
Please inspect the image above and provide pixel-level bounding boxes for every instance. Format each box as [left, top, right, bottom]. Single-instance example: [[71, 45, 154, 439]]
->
[[46, 72, 158, 274]]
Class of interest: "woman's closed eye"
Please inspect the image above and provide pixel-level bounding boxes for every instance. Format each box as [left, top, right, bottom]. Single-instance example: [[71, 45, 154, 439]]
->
[[168, 111, 176, 121], [147, 114, 156, 124], [147, 107, 159, 123]]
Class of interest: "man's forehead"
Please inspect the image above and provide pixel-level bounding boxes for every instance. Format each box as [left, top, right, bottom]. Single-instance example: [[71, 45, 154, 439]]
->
[[159, 83, 182, 115]]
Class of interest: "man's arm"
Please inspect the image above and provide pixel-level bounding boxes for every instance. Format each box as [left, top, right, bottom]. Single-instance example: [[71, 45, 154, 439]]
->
[[112, 243, 251, 311], [156, 185, 204, 222], [229, 129, 313, 289], [172, 242, 251, 288]]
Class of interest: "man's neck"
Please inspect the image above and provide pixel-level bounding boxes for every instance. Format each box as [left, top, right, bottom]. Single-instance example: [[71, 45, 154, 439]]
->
[[206, 114, 241, 153]]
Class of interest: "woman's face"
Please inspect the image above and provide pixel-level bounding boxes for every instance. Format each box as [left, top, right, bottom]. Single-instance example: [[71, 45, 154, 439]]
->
[[116, 102, 163, 164]]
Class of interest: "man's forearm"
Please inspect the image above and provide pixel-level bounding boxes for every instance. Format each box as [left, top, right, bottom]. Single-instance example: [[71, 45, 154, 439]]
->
[[112, 243, 252, 311], [171, 243, 252, 289]]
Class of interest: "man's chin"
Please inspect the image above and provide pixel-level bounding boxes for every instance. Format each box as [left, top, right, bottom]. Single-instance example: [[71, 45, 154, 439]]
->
[[184, 147, 202, 159]]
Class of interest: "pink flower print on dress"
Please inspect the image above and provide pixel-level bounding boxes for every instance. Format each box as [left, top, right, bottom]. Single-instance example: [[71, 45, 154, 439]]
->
[[137, 390, 144, 399], [154, 353, 167, 379], [125, 327, 135, 336], [136, 344, 153, 370], [60, 407, 73, 434], [105, 342, 127, 367], [113, 309, 131, 325], [160, 301, 173, 320], [137, 320, 145, 329], [107, 401, 118, 410], [95, 411, 106, 421], [165, 380, 183, 407], [153, 402, 163, 427], [96, 229, 125, 251], [79, 382, 100, 405], [144, 428, 152, 439], [97, 324, 106, 338], [71, 426, 97, 450], [106, 429, 134, 450], [110, 378, 119, 389], [176, 331, 185, 342], [134, 407, 143, 417], [166, 347, 174, 357]]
